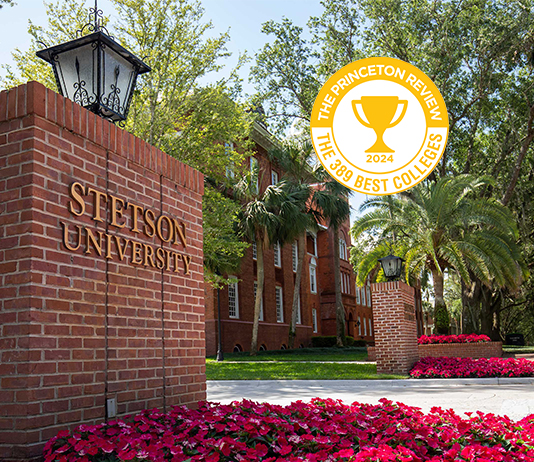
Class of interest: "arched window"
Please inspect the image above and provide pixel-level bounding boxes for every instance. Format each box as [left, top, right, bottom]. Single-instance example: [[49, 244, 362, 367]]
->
[[309, 257, 317, 294], [339, 237, 347, 260], [233, 344, 243, 353]]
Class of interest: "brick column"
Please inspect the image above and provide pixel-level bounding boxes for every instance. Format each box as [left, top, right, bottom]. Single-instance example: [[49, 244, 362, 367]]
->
[[371, 281, 418, 375]]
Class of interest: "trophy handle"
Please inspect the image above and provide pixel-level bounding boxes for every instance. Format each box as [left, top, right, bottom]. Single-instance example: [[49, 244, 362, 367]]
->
[[389, 100, 408, 128], [352, 101, 373, 128]]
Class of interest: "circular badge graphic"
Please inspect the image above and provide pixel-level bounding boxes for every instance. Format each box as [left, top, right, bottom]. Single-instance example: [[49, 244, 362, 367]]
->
[[310, 57, 449, 195]]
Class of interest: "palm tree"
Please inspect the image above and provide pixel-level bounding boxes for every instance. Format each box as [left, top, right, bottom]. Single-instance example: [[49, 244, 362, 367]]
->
[[270, 142, 351, 347], [235, 164, 310, 355], [351, 175, 526, 335]]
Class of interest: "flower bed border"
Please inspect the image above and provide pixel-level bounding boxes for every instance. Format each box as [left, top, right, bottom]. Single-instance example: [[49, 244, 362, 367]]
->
[[367, 341, 502, 362]]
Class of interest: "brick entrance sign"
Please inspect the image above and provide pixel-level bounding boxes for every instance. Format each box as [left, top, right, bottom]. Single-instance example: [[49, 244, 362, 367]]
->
[[0, 82, 205, 459], [371, 281, 418, 375]]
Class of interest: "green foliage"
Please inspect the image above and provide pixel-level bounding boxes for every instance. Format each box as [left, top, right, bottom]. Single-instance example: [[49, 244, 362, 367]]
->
[[203, 186, 249, 288], [434, 302, 451, 335], [2, 0, 254, 182], [311, 336, 359, 348], [0, 0, 15, 9], [206, 347, 368, 362]]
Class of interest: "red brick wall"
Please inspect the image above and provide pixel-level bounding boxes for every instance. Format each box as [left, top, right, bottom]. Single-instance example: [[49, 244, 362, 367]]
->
[[367, 342, 503, 363], [371, 281, 418, 375], [0, 82, 205, 459], [418, 341, 502, 359]]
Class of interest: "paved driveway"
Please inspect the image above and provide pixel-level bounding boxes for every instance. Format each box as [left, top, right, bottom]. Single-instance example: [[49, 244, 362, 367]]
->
[[208, 378, 534, 420]]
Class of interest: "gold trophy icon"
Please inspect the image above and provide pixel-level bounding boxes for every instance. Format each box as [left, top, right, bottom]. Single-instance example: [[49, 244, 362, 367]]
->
[[352, 96, 408, 153]]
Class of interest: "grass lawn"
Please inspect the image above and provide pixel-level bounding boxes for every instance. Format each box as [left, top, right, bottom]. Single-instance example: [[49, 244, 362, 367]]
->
[[206, 347, 368, 362], [206, 360, 406, 380], [205, 347, 406, 380], [503, 345, 534, 355]]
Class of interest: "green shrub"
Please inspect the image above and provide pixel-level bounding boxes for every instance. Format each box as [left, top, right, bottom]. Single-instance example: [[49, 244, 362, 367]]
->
[[312, 336, 361, 347]]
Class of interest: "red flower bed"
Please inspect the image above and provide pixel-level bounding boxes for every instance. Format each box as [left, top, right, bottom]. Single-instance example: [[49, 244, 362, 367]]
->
[[44, 398, 534, 461], [418, 334, 491, 344], [411, 356, 534, 378]]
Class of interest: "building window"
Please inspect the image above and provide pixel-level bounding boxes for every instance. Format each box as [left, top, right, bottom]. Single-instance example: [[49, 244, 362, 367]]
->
[[250, 156, 259, 193], [355, 286, 361, 304], [296, 292, 302, 325], [366, 286, 372, 307], [275, 286, 284, 323], [274, 242, 281, 268], [225, 142, 234, 179], [254, 281, 264, 321], [361, 286, 366, 306], [339, 238, 347, 260], [363, 317, 367, 336], [309, 257, 317, 294], [368, 318, 373, 336], [312, 234, 317, 256], [271, 169, 279, 185], [312, 308, 318, 333], [292, 241, 298, 272], [252, 241, 257, 260], [228, 278, 239, 319], [358, 316, 362, 336]]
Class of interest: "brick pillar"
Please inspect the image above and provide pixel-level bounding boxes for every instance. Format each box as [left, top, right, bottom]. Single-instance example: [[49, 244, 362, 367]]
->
[[371, 281, 418, 375]]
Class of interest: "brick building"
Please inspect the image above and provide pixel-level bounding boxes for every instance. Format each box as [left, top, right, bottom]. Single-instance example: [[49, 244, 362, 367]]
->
[[205, 122, 375, 355]]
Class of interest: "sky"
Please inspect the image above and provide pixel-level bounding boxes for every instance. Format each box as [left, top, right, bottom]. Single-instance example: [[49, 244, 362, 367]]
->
[[0, 0, 369, 219]]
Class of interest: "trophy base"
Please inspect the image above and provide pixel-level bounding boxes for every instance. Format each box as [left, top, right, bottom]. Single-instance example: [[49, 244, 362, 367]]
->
[[365, 139, 395, 153]]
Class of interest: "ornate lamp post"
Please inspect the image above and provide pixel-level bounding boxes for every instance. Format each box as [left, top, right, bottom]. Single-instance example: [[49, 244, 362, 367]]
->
[[378, 254, 404, 281], [36, 0, 150, 123]]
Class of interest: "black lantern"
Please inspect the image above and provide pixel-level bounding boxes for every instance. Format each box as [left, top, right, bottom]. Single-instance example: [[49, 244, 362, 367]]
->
[[36, 0, 150, 123], [378, 254, 404, 281]]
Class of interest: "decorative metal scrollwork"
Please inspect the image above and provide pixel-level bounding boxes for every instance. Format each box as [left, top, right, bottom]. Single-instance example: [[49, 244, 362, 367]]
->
[[76, 0, 112, 38], [103, 65, 123, 113], [72, 57, 90, 106]]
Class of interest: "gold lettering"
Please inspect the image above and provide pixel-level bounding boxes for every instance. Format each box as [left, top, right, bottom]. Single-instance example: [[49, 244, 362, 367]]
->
[[61, 222, 83, 251], [109, 194, 126, 228], [105, 233, 113, 259], [182, 254, 191, 275], [85, 227, 104, 256], [155, 247, 166, 269], [131, 241, 143, 265], [114, 235, 130, 261], [87, 187, 108, 223], [128, 203, 144, 233], [157, 215, 173, 243], [144, 209, 156, 237], [68, 182, 85, 216], [143, 243, 156, 268], [164, 249, 173, 271], [172, 252, 183, 273], [173, 219, 187, 248]]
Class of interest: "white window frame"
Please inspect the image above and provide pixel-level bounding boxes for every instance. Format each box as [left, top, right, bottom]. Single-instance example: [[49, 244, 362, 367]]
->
[[356, 286, 361, 304], [368, 318, 373, 337], [309, 257, 317, 294], [358, 316, 362, 336], [252, 241, 257, 260], [361, 287, 366, 306], [292, 241, 298, 273], [271, 169, 279, 185], [367, 286, 372, 307], [339, 238, 347, 261], [363, 317, 367, 336], [274, 242, 281, 268], [275, 286, 284, 323], [254, 281, 264, 321], [312, 308, 318, 333], [225, 142, 235, 179], [312, 234, 317, 256], [228, 278, 239, 319], [250, 156, 259, 193]]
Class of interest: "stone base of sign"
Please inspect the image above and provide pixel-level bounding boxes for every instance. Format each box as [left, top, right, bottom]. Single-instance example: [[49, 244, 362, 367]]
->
[[0, 82, 205, 460], [371, 281, 418, 375]]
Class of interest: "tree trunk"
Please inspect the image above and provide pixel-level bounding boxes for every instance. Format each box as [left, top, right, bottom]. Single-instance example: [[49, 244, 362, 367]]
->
[[250, 237, 265, 356], [333, 227, 346, 347], [432, 270, 450, 334], [289, 233, 306, 349]]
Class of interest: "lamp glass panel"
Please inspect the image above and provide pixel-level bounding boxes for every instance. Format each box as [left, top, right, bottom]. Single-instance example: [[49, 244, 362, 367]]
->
[[100, 46, 136, 118], [55, 43, 96, 106]]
